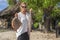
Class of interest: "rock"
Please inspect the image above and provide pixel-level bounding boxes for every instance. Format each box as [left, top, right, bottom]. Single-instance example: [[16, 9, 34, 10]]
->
[[0, 19, 8, 29]]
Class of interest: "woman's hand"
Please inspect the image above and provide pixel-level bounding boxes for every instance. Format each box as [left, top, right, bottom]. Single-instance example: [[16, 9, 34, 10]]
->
[[29, 8, 33, 14]]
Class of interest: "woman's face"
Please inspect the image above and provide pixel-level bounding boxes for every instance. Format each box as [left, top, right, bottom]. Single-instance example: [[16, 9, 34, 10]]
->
[[20, 3, 27, 12]]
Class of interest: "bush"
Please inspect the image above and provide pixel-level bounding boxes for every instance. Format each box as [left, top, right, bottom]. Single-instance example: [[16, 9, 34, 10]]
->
[[33, 22, 39, 29], [58, 22, 60, 26]]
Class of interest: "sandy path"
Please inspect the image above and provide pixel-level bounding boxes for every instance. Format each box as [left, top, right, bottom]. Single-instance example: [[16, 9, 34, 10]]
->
[[0, 31, 60, 40]]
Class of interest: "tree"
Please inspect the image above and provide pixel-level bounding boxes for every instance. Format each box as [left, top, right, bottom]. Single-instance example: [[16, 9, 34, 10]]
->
[[43, 0, 60, 32], [7, 0, 60, 31]]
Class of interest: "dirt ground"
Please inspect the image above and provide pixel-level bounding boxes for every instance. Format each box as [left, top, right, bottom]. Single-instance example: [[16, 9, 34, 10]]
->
[[0, 30, 60, 40]]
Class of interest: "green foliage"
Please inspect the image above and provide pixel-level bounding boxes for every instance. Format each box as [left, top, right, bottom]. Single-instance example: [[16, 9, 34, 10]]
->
[[58, 22, 60, 26], [8, 0, 60, 23], [8, 0, 14, 5], [35, 9, 43, 22], [33, 22, 39, 28], [43, 0, 60, 8], [51, 5, 60, 20]]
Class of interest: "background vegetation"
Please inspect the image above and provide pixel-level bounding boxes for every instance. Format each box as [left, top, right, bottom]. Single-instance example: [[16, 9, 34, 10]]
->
[[8, 0, 60, 31]]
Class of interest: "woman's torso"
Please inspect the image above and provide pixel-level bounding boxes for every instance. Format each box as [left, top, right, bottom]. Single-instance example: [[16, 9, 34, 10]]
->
[[16, 12, 30, 38]]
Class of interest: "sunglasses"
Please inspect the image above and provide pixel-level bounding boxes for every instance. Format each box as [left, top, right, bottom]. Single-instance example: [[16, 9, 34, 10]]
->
[[21, 6, 27, 8]]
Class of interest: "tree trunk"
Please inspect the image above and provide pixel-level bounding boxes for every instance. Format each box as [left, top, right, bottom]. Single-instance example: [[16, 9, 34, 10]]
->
[[43, 6, 54, 33]]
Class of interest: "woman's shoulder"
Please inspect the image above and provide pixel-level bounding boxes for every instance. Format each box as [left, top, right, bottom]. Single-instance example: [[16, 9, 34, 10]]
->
[[17, 12, 22, 16], [14, 12, 21, 17], [18, 12, 21, 14]]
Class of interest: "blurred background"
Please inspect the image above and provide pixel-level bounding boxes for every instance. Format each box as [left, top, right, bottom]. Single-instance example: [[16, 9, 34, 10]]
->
[[0, 0, 60, 40]]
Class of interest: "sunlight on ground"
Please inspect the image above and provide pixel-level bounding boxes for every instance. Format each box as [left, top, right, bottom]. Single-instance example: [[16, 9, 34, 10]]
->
[[0, 30, 60, 40]]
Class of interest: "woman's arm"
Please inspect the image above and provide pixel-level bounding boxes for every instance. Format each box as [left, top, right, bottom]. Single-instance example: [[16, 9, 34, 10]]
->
[[11, 13, 18, 30], [11, 18, 15, 29]]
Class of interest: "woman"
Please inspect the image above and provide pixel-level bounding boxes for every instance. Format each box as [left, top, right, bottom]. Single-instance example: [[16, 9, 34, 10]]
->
[[12, 2, 32, 40]]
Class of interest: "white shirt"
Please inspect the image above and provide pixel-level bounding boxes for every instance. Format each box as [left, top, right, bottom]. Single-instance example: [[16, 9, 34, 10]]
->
[[16, 12, 31, 38]]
